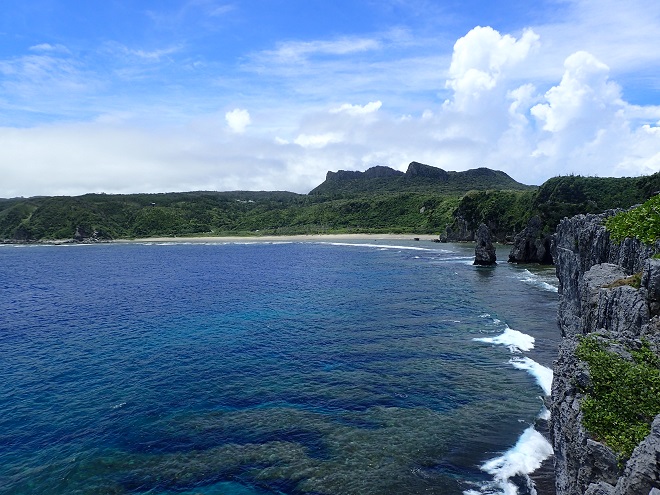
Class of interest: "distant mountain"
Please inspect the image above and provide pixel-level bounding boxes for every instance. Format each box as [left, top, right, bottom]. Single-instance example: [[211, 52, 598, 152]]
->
[[309, 162, 534, 196]]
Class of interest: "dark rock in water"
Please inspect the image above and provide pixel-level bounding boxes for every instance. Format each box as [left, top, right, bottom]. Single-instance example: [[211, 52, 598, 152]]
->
[[474, 223, 496, 265], [508, 216, 554, 264]]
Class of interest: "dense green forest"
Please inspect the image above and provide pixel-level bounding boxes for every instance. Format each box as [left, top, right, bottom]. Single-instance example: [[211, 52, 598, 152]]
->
[[1, 162, 659, 242]]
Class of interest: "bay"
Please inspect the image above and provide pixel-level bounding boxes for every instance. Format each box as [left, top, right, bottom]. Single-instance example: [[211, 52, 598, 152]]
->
[[0, 240, 559, 494]]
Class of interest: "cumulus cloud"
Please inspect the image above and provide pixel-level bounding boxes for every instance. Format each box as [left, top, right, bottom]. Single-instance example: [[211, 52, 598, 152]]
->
[[225, 108, 251, 133], [432, 26, 660, 182], [445, 27, 540, 111], [2, 22, 660, 198], [531, 51, 621, 133]]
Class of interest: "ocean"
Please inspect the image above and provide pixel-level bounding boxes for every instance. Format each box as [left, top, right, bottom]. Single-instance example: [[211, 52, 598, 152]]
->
[[0, 239, 560, 495]]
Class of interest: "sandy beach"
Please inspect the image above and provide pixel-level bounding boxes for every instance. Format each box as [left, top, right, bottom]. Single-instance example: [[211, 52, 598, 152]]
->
[[117, 233, 444, 243]]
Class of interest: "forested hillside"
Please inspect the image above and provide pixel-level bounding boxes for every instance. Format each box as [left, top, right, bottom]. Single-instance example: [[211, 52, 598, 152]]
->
[[444, 173, 660, 240], [1, 162, 659, 243]]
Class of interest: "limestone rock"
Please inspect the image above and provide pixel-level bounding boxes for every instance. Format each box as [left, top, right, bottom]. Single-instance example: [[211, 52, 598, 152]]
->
[[443, 213, 474, 242], [473, 223, 496, 265], [508, 215, 554, 264], [552, 211, 660, 494], [642, 259, 660, 318], [612, 415, 660, 495], [585, 482, 615, 495]]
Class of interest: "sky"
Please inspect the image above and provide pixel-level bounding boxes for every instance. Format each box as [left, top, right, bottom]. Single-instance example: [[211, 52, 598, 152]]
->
[[1, 0, 660, 197]]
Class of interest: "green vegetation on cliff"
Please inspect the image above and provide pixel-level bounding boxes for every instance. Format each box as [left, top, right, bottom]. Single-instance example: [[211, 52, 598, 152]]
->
[[605, 194, 660, 245], [576, 336, 660, 459], [534, 174, 660, 230], [445, 189, 535, 239]]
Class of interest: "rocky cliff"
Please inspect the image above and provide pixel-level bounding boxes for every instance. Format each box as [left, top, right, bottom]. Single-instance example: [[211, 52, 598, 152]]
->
[[508, 215, 554, 264], [552, 211, 660, 495]]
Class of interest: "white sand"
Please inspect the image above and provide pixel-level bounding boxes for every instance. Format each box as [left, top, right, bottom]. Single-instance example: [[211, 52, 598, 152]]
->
[[118, 233, 441, 243]]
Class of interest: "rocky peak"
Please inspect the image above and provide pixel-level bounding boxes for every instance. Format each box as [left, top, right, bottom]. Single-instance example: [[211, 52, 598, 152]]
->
[[405, 161, 449, 179], [325, 166, 404, 181]]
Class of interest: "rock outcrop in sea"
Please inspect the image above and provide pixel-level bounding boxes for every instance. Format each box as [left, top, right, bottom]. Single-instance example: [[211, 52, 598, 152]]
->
[[552, 210, 660, 495], [473, 223, 496, 265], [508, 216, 554, 264]]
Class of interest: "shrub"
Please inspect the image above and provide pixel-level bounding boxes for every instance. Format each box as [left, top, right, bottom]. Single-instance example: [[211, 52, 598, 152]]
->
[[576, 336, 660, 459], [605, 195, 660, 245]]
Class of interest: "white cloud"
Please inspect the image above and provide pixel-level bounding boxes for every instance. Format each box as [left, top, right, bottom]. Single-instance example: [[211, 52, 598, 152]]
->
[[294, 132, 344, 149], [29, 43, 70, 54], [330, 101, 382, 115], [225, 108, 251, 133], [445, 27, 540, 111], [266, 37, 381, 64], [531, 51, 621, 133], [2, 14, 660, 199]]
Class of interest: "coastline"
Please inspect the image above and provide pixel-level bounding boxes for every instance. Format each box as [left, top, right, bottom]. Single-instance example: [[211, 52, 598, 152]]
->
[[1, 233, 449, 245], [114, 233, 444, 243]]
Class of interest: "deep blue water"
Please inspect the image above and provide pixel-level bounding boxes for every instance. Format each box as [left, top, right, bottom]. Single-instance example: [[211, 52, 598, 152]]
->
[[0, 240, 559, 495]]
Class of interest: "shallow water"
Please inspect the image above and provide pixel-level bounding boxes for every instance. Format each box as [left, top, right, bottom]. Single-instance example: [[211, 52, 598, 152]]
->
[[0, 241, 559, 494]]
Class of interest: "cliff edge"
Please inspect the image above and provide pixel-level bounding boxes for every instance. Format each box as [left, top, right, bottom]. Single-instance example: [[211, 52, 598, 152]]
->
[[552, 211, 660, 495]]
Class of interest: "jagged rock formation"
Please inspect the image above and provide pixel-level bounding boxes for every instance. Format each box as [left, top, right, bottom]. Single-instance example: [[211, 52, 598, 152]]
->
[[308, 162, 533, 196], [508, 215, 554, 264], [552, 211, 660, 495], [441, 213, 474, 242], [324, 166, 405, 181], [405, 161, 450, 179], [474, 223, 496, 265]]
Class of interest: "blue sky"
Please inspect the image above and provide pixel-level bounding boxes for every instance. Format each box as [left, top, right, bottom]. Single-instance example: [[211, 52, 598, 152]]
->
[[1, 0, 659, 196]]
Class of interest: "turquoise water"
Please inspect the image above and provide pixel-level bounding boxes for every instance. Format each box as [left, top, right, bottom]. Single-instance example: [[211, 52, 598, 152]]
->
[[0, 240, 559, 494]]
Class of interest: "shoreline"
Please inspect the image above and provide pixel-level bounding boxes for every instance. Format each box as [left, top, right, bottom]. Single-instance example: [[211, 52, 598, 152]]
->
[[1, 233, 450, 245], [118, 233, 444, 243]]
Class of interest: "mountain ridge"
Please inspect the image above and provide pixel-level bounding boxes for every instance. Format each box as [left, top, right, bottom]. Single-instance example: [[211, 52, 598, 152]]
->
[[309, 162, 534, 196]]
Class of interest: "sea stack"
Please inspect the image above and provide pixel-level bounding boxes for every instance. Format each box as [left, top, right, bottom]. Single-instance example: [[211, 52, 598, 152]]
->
[[474, 223, 497, 265]]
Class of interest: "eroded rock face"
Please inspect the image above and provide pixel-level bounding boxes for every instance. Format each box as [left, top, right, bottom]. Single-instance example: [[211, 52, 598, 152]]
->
[[442, 214, 474, 242], [553, 211, 658, 336], [552, 211, 660, 495], [474, 223, 496, 265], [508, 216, 554, 264]]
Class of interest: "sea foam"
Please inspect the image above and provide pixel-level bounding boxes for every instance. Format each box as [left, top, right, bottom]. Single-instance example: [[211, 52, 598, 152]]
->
[[473, 328, 535, 353], [477, 426, 554, 495], [509, 357, 553, 396], [320, 241, 435, 252], [517, 269, 558, 293]]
